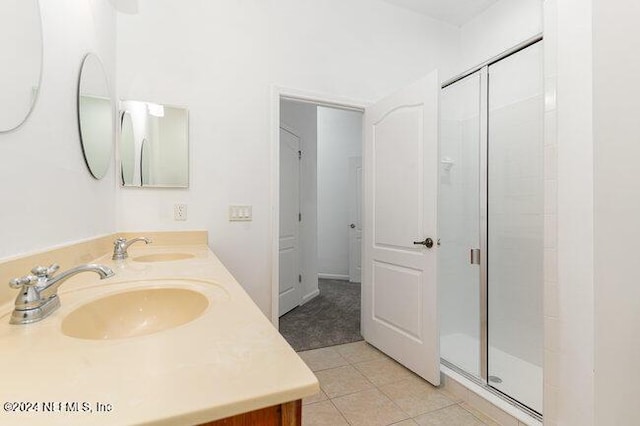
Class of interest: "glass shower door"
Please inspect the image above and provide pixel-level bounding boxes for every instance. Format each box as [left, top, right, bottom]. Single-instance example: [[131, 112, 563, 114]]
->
[[438, 40, 544, 417], [487, 42, 544, 413], [438, 72, 482, 378]]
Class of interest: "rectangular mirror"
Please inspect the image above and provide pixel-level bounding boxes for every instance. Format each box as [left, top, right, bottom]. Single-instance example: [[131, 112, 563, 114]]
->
[[119, 100, 189, 188]]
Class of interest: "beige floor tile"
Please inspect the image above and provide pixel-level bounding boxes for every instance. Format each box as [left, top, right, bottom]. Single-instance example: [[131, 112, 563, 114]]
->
[[379, 375, 456, 417], [391, 420, 419, 425], [459, 403, 500, 426], [303, 388, 329, 405], [413, 404, 485, 426], [302, 400, 349, 426], [332, 388, 410, 426], [315, 365, 374, 398], [466, 392, 518, 425], [353, 357, 416, 386], [298, 346, 349, 372], [439, 375, 469, 403], [334, 341, 387, 364]]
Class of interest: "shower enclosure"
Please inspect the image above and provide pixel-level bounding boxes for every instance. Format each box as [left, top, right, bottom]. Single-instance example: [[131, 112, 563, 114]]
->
[[439, 39, 544, 416]]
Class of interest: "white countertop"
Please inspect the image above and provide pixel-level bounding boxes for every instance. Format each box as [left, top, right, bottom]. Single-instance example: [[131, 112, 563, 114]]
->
[[0, 244, 318, 425]]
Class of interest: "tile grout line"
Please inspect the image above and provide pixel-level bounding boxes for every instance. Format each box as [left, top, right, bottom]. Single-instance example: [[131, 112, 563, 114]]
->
[[340, 355, 435, 424], [457, 401, 501, 426], [306, 346, 396, 401], [330, 388, 412, 426], [303, 342, 500, 425], [327, 398, 352, 426], [350, 356, 459, 418], [318, 345, 413, 425]]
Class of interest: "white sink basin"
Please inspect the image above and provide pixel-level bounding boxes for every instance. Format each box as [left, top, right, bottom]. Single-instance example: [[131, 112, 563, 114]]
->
[[61, 288, 208, 340]]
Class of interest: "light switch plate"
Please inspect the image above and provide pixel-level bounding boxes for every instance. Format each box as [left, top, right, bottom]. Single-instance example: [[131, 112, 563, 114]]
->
[[229, 205, 252, 221], [174, 203, 188, 221]]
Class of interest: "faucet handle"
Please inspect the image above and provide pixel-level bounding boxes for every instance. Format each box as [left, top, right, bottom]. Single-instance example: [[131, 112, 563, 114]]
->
[[8, 264, 58, 289], [30, 264, 60, 278], [9, 275, 38, 289]]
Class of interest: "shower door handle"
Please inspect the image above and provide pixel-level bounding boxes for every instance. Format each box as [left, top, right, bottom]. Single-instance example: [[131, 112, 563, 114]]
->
[[413, 238, 434, 248], [470, 248, 480, 265]]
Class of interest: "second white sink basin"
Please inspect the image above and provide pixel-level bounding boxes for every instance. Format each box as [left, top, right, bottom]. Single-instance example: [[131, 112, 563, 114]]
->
[[61, 288, 208, 340]]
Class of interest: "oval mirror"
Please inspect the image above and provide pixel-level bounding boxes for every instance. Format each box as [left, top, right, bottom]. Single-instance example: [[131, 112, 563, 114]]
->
[[77, 53, 114, 179], [0, 0, 43, 132], [120, 112, 136, 185]]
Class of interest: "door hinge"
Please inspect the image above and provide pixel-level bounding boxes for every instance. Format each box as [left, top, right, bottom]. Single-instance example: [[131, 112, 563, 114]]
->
[[298, 212, 302, 222], [298, 274, 302, 283], [298, 150, 302, 160]]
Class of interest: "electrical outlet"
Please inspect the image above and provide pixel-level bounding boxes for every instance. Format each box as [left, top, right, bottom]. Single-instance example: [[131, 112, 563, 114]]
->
[[174, 203, 188, 221], [229, 205, 252, 221]]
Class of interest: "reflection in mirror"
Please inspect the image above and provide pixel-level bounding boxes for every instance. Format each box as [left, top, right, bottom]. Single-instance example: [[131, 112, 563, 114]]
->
[[120, 112, 136, 185], [141, 138, 150, 186], [120, 100, 189, 188], [78, 53, 114, 179], [0, 0, 43, 132]]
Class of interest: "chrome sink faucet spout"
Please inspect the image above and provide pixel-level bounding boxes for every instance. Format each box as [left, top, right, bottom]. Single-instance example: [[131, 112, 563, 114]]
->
[[8, 263, 114, 325], [112, 236, 153, 260]]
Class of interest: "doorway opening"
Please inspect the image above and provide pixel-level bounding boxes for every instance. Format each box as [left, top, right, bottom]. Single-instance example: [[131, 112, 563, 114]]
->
[[273, 93, 364, 352]]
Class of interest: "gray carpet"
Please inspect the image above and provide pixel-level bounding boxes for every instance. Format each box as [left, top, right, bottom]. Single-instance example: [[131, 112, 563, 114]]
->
[[279, 279, 363, 352]]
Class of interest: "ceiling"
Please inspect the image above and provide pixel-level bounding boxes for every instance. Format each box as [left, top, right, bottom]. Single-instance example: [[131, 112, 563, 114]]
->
[[110, 0, 498, 24], [382, 0, 499, 27], [109, 0, 138, 14]]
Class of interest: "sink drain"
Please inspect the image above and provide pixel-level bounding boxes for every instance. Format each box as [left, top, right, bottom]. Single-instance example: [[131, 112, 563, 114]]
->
[[489, 375, 503, 384]]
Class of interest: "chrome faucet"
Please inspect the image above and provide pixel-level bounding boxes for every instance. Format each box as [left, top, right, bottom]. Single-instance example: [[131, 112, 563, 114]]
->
[[112, 236, 152, 260], [8, 263, 114, 325]]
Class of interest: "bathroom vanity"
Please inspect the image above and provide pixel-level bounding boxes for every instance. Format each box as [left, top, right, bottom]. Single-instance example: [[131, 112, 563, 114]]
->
[[0, 231, 317, 426]]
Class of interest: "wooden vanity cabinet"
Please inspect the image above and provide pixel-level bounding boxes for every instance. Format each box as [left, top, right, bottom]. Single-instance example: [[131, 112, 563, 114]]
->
[[200, 400, 302, 426]]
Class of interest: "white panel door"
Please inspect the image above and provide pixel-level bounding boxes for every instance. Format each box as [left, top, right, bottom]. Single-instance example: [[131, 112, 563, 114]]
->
[[362, 71, 440, 385], [279, 127, 302, 316], [349, 156, 363, 283]]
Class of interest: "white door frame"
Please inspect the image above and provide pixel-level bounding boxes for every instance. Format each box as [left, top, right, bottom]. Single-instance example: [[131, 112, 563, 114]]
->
[[270, 85, 368, 326]]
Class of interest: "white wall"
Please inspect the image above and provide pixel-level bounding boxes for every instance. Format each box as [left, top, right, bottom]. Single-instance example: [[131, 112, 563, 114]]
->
[[280, 100, 318, 302], [0, 0, 117, 260], [453, 0, 542, 79], [116, 0, 460, 316], [593, 0, 640, 423], [542, 1, 561, 424], [317, 107, 363, 279], [553, 0, 595, 424]]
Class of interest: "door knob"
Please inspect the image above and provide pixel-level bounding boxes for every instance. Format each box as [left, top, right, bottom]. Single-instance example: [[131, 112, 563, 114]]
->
[[350, 223, 356, 229], [413, 238, 434, 248]]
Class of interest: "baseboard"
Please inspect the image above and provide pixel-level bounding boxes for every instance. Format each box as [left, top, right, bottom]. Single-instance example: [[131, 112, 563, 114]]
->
[[318, 273, 350, 281], [301, 289, 320, 305]]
